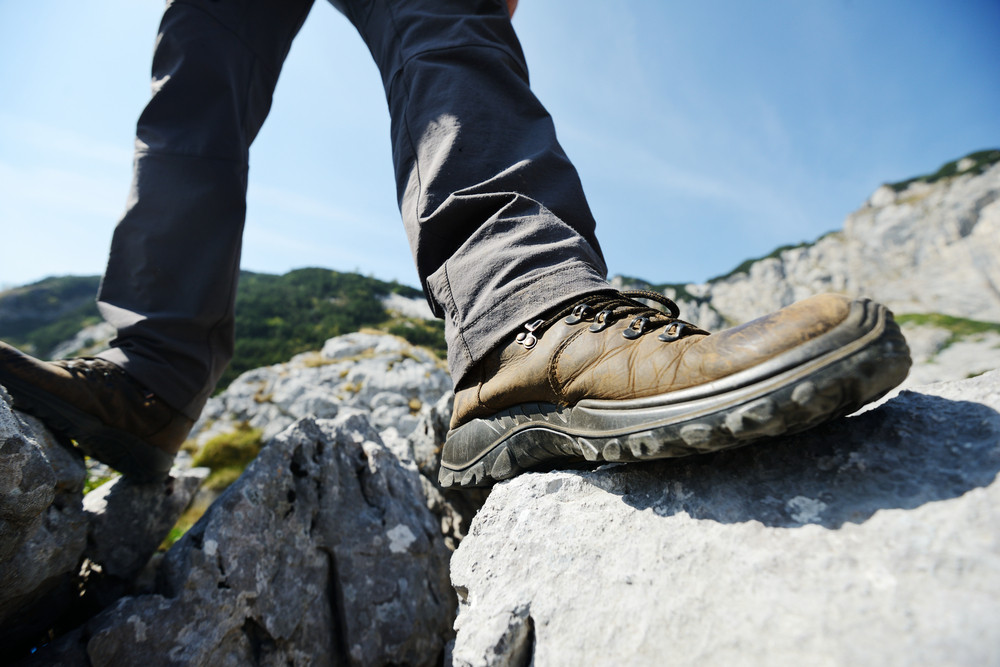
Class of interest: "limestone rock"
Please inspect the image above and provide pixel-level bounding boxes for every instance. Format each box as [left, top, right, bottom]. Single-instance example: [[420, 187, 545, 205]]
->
[[614, 162, 1000, 386], [392, 391, 489, 550], [0, 390, 88, 646], [698, 162, 1000, 324], [1, 384, 212, 658], [44, 413, 455, 666], [191, 331, 451, 445], [895, 324, 1000, 392], [79, 468, 208, 613], [450, 370, 1000, 666], [48, 321, 116, 360]]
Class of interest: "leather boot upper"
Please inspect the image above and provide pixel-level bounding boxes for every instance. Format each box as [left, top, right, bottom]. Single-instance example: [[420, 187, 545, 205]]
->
[[452, 291, 854, 429]]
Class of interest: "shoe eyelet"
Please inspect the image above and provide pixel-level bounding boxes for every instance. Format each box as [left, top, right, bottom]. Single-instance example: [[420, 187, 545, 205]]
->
[[564, 303, 595, 325], [622, 316, 651, 340], [515, 319, 546, 349], [657, 322, 688, 342], [588, 309, 615, 332]]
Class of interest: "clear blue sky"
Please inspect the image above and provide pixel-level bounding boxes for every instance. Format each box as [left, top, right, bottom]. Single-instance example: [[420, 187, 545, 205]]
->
[[1, 1, 997, 291]]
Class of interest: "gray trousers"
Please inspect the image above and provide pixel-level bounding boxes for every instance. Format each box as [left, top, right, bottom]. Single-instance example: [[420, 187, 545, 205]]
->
[[96, 0, 610, 421]]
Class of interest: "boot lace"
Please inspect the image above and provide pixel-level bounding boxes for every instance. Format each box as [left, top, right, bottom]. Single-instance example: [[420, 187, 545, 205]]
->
[[58, 358, 160, 407], [515, 290, 704, 349]]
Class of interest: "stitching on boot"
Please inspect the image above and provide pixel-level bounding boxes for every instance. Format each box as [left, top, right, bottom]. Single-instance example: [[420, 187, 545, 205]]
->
[[548, 326, 586, 399]]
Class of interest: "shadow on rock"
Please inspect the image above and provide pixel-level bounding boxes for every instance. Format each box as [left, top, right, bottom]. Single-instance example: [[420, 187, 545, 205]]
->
[[576, 389, 1000, 529]]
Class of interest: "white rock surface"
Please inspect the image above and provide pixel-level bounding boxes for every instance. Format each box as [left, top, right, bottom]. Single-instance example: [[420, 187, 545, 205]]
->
[[898, 326, 1000, 390], [191, 331, 451, 445], [49, 321, 116, 360], [381, 291, 435, 319], [450, 371, 1000, 666]]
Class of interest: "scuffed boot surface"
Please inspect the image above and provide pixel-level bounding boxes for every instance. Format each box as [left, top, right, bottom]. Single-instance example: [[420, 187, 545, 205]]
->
[[440, 291, 911, 488], [0, 342, 191, 481]]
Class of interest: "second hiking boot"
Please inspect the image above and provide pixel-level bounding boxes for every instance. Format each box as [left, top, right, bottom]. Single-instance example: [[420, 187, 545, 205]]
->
[[0, 342, 192, 482]]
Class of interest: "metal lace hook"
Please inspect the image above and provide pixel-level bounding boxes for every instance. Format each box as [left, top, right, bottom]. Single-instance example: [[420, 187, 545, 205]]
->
[[515, 319, 546, 349]]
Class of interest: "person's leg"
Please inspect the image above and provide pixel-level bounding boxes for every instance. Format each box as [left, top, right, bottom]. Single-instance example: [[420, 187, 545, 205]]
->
[[0, 0, 313, 480], [328, 0, 912, 488], [331, 0, 612, 384], [96, 0, 314, 422]]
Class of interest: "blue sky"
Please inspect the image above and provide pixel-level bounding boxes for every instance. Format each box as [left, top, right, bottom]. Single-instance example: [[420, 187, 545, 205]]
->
[[1, 1, 997, 291]]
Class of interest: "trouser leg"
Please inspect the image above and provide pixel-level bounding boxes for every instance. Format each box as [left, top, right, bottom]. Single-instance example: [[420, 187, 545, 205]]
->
[[332, 0, 611, 384], [96, 0, 313, 420]]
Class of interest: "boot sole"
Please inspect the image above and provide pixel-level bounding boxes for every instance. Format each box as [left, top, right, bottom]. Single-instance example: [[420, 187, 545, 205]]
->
[[0, 374, 174, 483], [439, 299, 911, 488]]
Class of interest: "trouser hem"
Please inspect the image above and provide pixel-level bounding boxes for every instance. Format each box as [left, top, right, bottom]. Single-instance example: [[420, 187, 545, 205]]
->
[[446, 265, 611, 385]]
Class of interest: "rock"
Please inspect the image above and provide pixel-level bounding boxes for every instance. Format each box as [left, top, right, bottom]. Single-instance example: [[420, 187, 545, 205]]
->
[[190, 329, 485, 547], [48, 321, 116, 360], [0, 390, 88, 648], [79, 468, 209, 612], [41, 413, 455, 666], [381, 291, 435, 320], [191, 331, 452, 445], [896, 325, 1000, 391], [698, 162, 1000, 324], [450, 371, 1000, 666], [398, 392, 489, 550], [1, 383, 211, 659], [614, 161, 1000, 385]]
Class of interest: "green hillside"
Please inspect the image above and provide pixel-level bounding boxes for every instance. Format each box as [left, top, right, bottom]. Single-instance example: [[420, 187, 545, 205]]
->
[[0, 268, 445, 391], [0, 275, 103, 356]]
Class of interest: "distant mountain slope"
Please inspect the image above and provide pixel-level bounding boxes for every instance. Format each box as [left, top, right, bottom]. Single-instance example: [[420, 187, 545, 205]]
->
[[705, 149, 1000, 325], [0, 276, 103, 357], [0, 268, 444, 391], [617, 149, 1000, 329]]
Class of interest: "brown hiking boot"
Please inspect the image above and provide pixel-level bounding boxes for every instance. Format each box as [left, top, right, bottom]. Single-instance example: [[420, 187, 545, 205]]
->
[[0, 342, 193, 482], [439, 290, 911, 488]]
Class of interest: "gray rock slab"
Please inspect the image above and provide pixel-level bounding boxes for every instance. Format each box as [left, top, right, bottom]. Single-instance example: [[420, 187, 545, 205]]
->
[[59, 413, 454, 666], [0, 389, 88, 643], [450, 371, 1000, 666], [84, 468, 208, 580]]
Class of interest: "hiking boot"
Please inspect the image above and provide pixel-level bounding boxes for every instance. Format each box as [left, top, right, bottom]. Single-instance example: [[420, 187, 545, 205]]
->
[[0, 342, 193, 482], [439, 290, 911, 488]]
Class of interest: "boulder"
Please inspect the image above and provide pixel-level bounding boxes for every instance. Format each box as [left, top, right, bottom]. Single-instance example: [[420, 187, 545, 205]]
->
[[36, 413, 456, 666], [450, 370, 1000, 666], [0, 388, 88, 648], [0, 385, 207, 658], [78, 469, 208, 614]]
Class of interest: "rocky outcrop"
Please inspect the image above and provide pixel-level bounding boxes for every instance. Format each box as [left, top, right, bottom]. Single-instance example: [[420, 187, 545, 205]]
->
[[32, 414, 455, 666], [2, 330, 466, 664], [691, 158, 1000, 324], [191, 331, 452, 445], [0, 392, 88, 648], [450, 370, 1000, 666], [0, 390, 206, 657], [190, 330, 486, 549]]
